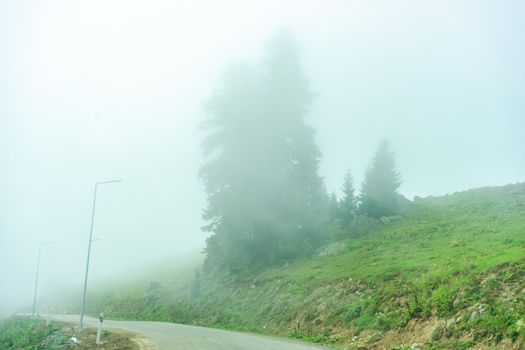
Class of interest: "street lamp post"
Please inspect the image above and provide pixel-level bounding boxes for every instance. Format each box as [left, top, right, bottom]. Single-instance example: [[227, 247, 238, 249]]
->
[[79, 180, 122, 329], [32, 241, 53, 317]]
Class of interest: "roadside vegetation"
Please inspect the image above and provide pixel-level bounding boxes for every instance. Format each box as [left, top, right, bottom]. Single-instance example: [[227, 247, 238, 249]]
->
[[0, 317, 64, 350], [0, 316, 139, 350]]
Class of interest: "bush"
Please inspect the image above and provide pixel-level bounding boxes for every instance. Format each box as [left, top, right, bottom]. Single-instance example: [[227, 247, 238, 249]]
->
[[0, 317, 60, 349], [431, 284, 456, 316]]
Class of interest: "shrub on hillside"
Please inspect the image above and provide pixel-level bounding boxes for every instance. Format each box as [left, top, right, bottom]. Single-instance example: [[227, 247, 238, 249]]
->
[[0, 317, 60, 349]]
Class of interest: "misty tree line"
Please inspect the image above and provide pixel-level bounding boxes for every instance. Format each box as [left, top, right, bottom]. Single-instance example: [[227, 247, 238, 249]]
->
[[200, 31, 403, 273]]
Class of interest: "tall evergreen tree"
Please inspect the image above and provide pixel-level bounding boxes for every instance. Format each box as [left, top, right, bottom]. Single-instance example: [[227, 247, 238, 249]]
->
[[200, 63, 264, 270], [200, 31, 327, 272], [259, 30, 328, 259], [327, 192, 339, 223], [339, 171, 357, 229], [359, 140, 402, 218]]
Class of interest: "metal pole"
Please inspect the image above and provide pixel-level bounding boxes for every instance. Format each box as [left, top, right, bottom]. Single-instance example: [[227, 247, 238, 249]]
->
[[32, 241, 53, 317], [80, 183, 98, 329], [32, 245, 42, 317], [46, 307, 51, 326], [79, 180, 122, 329]]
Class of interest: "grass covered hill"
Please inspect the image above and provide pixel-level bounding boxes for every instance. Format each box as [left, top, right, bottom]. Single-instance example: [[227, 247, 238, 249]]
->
[[83, 183, 525, 349]]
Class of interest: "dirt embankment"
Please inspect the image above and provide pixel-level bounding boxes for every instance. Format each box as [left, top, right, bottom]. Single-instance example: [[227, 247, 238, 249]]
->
[[57, 322, 153, 350]]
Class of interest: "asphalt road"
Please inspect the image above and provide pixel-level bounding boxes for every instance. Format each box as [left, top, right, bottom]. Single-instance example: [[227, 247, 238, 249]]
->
[[52, 314, 329, 350]]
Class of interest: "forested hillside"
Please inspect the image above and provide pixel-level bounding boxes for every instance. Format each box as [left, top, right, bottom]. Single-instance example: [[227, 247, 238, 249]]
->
[[199, 30, 405, 275]]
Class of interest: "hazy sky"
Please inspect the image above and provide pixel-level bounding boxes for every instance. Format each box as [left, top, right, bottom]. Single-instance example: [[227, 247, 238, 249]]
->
[[1, 0, 524, 315]]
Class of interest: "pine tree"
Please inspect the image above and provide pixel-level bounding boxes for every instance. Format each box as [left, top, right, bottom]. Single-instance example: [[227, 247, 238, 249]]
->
[[200, 63, 264, 270], [359, 140, 402, 218], [339, 171, 357, 229], [327, 192, 339, 223], [259, 30, 327, 259], [200, 31, 327, 272]]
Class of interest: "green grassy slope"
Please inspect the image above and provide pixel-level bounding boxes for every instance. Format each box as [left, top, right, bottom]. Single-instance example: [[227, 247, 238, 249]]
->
[[86, 183, 525, 349]]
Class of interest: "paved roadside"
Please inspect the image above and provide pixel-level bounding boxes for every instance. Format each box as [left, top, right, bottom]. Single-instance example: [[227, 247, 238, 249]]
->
[[52, 314, 329, 350]]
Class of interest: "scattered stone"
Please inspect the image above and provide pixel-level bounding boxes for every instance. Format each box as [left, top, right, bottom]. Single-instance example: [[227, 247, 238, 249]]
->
[[445, 318, 456, 329], [453, 298, 461, 308], [318, 242, 346, 257], [355, 341, 368, 350], [411, 342, 421, 349], [148, 281, 161, 290], [470, 311, 479, 322], [431, 326, 442, 341], [478, 304, 488, 314]]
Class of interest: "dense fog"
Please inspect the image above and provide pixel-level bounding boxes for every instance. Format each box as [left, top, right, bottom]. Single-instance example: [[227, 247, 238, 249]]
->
[[1, 0, 524, 316]]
